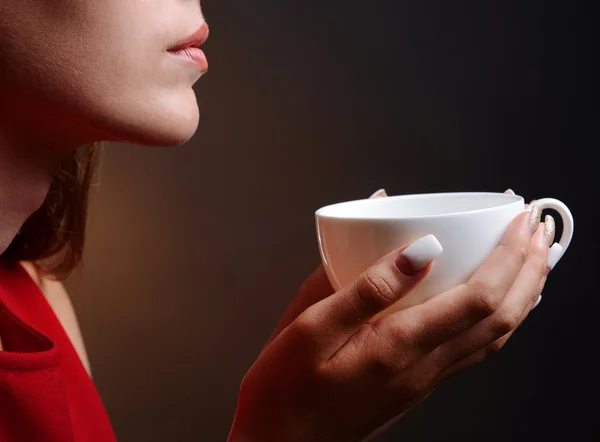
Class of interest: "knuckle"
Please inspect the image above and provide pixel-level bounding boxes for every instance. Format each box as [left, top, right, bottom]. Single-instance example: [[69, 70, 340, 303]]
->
[[466, 279, 501, 317], [364, 329, 413, 376], [355, 271, 397, 311], [366, 350, 403, 379], [486, 339, 507, 357], [491, 309, 519, 336], [401, 376, 430, 399], [502, 243, 528, 267], [472, 350, 488, 366], [529, 236, 549, 257], [291, 310, 319, 338], [379, 315, 420, 349], [388, 322, 417, 348], [529, 253, 547, 276], [362, 318, 389, 345]]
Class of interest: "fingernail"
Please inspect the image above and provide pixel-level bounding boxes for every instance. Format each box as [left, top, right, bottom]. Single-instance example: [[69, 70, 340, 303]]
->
[[525, 199, 537, 211], [544, 215, 556, 247], [528, 205, 541, 236], [547, 243, 563, 271], [505, 189, 515, 195], [533, 295, 542, 310], [396, 234, 443, 276], [369, 189, 388, 199]]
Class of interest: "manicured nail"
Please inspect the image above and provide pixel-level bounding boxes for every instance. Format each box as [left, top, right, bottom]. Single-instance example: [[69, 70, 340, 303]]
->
[[528, 205, 541, 236], [547, 243, 563, 271], [525, 199, 536, 211], [533, 295, 542, 310], [396, 234, 443, 276], [369, 189, 388, 199], [504, 189, 515, 195], [544, 215, 556, 247]]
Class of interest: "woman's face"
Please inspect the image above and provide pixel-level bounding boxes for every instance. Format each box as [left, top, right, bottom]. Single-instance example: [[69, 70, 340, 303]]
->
[[0, 0, 208, 148]]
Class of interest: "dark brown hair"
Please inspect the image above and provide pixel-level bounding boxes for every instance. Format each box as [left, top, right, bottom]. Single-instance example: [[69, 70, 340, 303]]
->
[[2, 143, 102, 280]]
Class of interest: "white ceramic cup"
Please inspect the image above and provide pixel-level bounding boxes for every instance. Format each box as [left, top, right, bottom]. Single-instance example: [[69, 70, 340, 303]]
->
[[315, 192, 574, 315]]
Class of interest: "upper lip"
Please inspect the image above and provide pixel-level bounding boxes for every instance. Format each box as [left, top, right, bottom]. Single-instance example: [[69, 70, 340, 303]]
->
[[168, 23, 209, 51]]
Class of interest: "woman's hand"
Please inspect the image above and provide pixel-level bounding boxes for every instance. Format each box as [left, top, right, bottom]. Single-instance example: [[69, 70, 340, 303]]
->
[[228, 190, 552, 442]]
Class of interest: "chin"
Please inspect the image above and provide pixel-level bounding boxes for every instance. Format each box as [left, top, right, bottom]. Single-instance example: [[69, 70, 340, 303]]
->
[[101, 89, 201, 147], [139, 110, 200, 147]]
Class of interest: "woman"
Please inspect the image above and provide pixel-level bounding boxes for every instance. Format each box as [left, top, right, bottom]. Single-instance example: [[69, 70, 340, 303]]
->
[[0, 1, 553, 441]]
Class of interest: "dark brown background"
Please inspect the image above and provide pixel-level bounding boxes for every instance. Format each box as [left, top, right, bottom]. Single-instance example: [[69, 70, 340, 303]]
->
[[66, 1, 599, 441]]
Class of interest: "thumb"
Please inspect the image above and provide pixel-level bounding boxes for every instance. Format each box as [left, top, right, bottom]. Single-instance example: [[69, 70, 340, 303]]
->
[[265, 189, 389, 347], [298, 234, 443, 358]]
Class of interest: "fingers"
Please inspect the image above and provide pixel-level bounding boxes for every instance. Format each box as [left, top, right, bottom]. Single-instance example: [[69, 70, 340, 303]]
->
[[296, 234, 442, 359], [440, 278, 546, 380], [266, 189, 389, 347], [425, 191, 549, 378], [435, 220, 549, 368], [440, 331, 514, 380], [403, 207, 541, 351], [370, 189, 388, 199]]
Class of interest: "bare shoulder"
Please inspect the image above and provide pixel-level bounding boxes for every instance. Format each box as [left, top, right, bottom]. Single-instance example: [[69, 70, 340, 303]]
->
[[19, 261, 93, 377]]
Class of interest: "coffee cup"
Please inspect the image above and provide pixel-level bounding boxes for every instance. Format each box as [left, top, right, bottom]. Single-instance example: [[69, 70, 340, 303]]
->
[[315, 192, 573, 316]]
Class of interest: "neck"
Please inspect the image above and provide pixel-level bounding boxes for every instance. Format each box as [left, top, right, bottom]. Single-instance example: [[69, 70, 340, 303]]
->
[[0, 125, 70, 255]]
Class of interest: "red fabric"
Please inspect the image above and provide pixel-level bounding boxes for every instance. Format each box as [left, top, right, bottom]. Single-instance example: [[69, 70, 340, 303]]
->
[[0, 260, 117, 442]]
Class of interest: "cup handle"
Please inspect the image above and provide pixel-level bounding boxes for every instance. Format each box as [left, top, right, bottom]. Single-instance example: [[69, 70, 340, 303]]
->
[[530, 198, 574, 270]]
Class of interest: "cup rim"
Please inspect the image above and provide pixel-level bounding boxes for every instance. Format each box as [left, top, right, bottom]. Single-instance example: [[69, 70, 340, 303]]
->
[[315, 192, 524, 220]]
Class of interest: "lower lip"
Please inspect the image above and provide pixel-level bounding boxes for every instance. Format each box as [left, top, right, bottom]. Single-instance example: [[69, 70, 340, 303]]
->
[[168, 47, 208, 73]]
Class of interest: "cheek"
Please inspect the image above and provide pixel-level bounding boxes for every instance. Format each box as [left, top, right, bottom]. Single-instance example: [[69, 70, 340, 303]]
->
[[1, 4, 201, 146], [62, 13, 202, 145], [97, 29, 203, 145]]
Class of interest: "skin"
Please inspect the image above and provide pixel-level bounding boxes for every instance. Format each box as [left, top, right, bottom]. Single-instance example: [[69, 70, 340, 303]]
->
[[18, 262, 93, 376], [227, 194, 549, 441], [0, 2, 552, 441], [0, 0, 207, 253]]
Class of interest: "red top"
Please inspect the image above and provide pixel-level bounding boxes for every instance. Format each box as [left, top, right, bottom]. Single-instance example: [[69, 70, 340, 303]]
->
[[0, 260, 117, 442]]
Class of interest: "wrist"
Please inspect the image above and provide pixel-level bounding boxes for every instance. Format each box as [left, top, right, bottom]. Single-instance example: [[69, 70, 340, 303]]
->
[[227, 414, 282, 442], [227, 407, 268, 442], [227, 407, 304, 442]]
